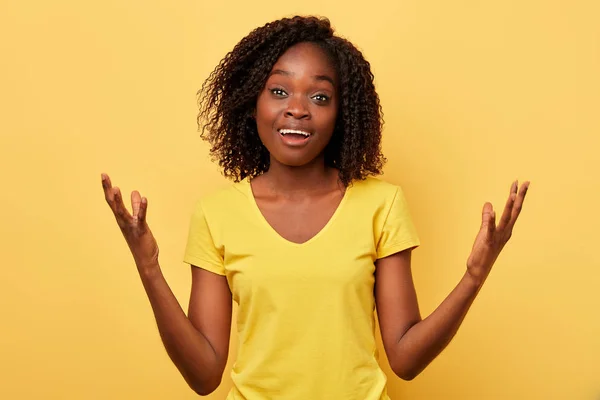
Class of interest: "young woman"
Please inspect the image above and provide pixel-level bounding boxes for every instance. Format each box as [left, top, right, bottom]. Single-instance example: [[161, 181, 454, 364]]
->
[[101, 16, 529, 400]]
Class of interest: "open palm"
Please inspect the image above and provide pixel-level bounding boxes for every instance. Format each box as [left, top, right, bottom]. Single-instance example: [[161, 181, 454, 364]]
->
[[467, 180, 530, 283], [101, 173, 159, 269]]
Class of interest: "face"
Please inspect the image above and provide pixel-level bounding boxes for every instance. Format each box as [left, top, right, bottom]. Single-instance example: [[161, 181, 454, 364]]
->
[[255, 42, 339, 168]]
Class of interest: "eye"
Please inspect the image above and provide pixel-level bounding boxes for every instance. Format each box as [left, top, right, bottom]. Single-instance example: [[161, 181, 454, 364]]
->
[[270, 88, 287, 97], [312, 94, 330, 102]]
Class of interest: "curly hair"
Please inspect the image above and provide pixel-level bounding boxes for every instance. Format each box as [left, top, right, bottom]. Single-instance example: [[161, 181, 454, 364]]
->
[[197, 15, 386, 187]]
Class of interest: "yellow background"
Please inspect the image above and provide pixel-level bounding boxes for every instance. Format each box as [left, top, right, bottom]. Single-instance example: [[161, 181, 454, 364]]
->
[[1, 0, 598, 399]]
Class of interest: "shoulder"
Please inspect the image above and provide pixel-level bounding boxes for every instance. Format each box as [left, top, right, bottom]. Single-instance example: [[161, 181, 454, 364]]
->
[[192, 178, 251, 218], [358, 177, 420, 254], [348, 176, 415, 227], [349, 175, 405, 203], [200, 179, 249, 204]]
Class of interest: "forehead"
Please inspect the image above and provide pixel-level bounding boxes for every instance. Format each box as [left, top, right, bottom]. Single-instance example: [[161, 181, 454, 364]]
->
[[270, 42, 337, 79]]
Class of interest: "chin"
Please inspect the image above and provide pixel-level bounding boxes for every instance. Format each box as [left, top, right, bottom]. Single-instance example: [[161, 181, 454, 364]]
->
[[271, 153, 320, 168]]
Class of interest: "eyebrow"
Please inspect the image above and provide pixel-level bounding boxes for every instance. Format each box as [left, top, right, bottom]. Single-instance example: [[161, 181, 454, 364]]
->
[[269, 69, 336, 87]]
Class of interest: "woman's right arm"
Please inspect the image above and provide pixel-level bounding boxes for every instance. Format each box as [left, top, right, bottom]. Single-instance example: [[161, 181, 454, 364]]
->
[[101, 173, 232, 395], [138, 263, 232, 395]]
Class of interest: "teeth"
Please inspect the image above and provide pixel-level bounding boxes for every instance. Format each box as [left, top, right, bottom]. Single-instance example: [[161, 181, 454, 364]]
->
[[279, 129, 310, 137]]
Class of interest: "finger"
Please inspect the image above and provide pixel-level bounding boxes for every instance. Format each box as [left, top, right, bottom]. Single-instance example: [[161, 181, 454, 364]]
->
[[481, 202, 495, 243], [102, 173, 114, 202], [498, 180, 518, 231], [508, 181, 530, 228], [131, 190, 142, 220], [138, 197, 148, 223], [113, 187, 132, 222], [102, 175, 119, 214], [101, 173, 112, 189]]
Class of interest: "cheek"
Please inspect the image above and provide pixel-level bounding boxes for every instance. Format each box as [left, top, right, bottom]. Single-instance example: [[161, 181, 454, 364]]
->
[[255, 95, 280, 125], [317, 108, 338, 133]]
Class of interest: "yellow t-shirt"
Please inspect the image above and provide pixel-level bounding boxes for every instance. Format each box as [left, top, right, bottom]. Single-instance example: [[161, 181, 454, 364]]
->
[[183, 176, 420, 400]]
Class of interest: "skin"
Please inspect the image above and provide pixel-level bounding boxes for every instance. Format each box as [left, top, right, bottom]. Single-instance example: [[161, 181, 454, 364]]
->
[[101, 41, 530, 394], [375, 180, 529, 379], [101, 174, 231, 395], [251, 42, 344, 243]]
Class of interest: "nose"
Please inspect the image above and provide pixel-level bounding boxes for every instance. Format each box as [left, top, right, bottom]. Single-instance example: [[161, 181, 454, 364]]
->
[[285, 95, 310, 119]]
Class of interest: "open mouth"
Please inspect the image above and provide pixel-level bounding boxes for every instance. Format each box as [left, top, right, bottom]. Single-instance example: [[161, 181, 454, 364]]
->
[[278, 128, 312, 146], [278, 129, 311, 138]]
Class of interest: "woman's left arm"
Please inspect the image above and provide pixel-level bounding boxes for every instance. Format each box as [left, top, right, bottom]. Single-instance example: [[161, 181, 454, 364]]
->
[[375, 181, 530, 380]]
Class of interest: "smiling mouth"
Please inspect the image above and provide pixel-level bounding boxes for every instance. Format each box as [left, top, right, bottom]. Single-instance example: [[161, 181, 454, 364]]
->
[[278, 128, 312, 138], [277, 128, 312, 146]]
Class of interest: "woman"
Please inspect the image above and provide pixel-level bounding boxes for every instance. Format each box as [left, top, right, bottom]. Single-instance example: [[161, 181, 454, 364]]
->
[[101, 15, 529, 399]]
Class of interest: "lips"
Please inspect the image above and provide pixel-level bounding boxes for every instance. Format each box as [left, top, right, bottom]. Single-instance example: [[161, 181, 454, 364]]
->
[[277, 127, 313, 147], [277, 128, 313, 137]]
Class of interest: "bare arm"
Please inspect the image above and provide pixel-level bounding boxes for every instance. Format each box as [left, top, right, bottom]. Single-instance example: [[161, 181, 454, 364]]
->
[[375, 250, 480, 380], [375, 180, 529, 380], [138, 264, 232, 395], [101, 173, 232, 395]]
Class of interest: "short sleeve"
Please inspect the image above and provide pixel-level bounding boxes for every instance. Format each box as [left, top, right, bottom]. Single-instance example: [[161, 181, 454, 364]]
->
[[182, 199, 226, 275], [376, 187, 420, 259]]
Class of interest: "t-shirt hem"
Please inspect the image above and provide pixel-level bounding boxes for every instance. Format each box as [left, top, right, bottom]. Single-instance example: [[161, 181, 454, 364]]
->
[[183, 255, 226, 276], [377, 239, 420, 260]]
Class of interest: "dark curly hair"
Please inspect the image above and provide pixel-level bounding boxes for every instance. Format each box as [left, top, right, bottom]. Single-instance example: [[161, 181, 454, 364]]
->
[[197, 15, 386, 187]]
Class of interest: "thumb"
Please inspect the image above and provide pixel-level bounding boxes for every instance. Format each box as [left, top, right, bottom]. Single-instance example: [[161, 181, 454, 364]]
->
[[131, 190, 142, 220]]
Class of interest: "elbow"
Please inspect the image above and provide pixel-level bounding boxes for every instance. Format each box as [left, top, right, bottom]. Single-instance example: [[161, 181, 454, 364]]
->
[[396, 369, 419, 381], [182, 367, 222, 396], [175, 355, 225, 396], [190, 377, 221, 396], [393, 367, 420, 381], [192, 387, 213, 397], [390, 360, 422, 381], [192, 386, 216, 397]]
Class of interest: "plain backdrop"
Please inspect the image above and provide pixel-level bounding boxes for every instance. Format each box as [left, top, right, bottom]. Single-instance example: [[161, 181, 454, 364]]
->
[[1, 0, 598, 398]]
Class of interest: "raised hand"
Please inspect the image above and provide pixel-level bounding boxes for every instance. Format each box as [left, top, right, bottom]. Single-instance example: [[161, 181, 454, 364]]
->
[[466, 180, 530, 285], [101, 173, 159, 272]]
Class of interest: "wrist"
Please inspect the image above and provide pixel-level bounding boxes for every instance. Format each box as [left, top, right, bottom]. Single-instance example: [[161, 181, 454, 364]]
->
[[136, 259, 162, 280], [463, 270, 486, 292]]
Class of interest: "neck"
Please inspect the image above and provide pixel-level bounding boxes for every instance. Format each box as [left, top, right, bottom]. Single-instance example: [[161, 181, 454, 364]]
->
[[261, 156, 340, 195]]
